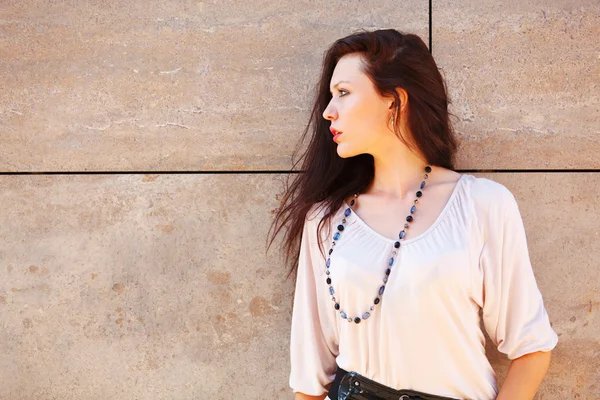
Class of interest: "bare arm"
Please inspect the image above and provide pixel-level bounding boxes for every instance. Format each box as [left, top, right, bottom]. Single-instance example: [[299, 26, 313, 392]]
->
[[496, 351, 552, 400], [294, 393, 327, 400], [294, 382, 332, 400]]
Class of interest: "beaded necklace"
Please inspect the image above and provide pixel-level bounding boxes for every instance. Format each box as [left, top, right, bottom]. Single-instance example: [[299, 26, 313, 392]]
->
[[325, 165, 432, 324]]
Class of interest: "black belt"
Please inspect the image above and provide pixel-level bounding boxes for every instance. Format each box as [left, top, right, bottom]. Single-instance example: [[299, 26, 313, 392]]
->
[[328, 366, 461, 400], [328, 365, 351, 400]]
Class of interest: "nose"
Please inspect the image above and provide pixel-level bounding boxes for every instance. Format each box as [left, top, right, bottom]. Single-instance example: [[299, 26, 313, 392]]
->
[[322, 100, 337, 121]]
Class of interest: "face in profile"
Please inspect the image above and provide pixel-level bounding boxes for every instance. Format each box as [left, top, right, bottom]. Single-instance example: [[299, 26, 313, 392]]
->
[[322, 53, 396, 159]]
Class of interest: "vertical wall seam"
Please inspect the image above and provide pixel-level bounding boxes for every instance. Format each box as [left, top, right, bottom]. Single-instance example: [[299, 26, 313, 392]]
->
[[429, 0, 432, 53]]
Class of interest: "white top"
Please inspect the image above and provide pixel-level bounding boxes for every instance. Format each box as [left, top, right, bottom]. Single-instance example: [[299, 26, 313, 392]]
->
[[289, 173, 558, 400]]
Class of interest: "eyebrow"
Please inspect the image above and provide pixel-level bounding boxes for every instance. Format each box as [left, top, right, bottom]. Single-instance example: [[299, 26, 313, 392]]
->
[[329, 80, 351, 92]]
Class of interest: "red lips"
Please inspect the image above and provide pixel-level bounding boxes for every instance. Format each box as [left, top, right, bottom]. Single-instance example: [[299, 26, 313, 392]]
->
[[330, 127, 343, 142]]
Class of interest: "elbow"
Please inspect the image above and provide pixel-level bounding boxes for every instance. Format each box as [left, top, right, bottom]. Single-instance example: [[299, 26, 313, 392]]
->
[[515, 349, 552, 374], [294, 392, 328, 400]]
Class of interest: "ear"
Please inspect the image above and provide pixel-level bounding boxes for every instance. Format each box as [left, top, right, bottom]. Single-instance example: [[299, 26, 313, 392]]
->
[[388, 88, 409, 113]]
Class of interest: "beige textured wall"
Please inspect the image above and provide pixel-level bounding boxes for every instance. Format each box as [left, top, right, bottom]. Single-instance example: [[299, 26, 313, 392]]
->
[[0, 1, 598, 400]]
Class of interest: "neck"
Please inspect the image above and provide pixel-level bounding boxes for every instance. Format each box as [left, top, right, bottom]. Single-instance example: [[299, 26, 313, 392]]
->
[[363, 137, 429, 201]]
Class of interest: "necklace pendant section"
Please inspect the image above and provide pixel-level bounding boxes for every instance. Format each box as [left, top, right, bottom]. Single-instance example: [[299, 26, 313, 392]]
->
[[325, 165, 432, 325]]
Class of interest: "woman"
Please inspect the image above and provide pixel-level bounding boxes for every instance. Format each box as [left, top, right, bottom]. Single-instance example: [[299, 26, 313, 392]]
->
[[267, 29, 558, 400]]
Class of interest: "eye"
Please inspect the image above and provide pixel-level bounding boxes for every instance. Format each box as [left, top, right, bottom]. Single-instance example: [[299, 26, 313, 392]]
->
[[338, 89, 348, 97]]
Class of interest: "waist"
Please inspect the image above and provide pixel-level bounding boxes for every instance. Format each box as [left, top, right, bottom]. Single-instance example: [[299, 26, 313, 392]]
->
[[327, 365, 461, 400]]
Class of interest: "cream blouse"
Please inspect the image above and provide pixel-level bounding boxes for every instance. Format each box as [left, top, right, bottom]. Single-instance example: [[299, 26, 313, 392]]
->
[[289, 173, 558, 400]]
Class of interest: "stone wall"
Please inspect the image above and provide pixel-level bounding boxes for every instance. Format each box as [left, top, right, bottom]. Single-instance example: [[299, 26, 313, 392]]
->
[[1, 1, 598, 398]]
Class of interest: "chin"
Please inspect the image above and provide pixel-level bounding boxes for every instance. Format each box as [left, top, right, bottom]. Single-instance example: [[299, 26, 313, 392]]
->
[[336, 145, 360, 158]]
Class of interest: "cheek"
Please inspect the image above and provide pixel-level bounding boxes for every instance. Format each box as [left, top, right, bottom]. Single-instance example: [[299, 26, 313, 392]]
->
[[342, 97, 373, 127], [357, 93, 384, 114]]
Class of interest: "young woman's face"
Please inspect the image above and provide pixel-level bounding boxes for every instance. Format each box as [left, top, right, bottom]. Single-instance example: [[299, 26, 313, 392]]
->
[[323, 53, 394, 158]]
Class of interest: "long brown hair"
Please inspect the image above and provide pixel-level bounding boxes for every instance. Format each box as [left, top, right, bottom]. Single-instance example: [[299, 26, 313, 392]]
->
[[266, 29, 458, 279]]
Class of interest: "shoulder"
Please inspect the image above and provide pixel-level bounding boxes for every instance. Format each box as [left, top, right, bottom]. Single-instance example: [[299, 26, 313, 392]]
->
[[306, 200, 329, 223], [306, 198, 348, 221], [462, 174, 517, 213], [303, 200, 341, 247], [304, 201, 335, 240], [459, 175, 525, 240]]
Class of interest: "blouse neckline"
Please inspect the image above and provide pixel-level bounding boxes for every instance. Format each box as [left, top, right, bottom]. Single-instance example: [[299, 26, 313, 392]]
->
[[342, 174, 466, 246]]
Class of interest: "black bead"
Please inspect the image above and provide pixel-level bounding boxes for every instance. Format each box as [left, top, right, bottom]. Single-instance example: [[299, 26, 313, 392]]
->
[[425, 166, 432, 173], [374, 298, 380, 305], [337, 224, 344, 231], [326, 277, 331, 284], [394, 241, 400, 248], [385, 268, 391, 276], [335, 303, 340, 310], [416, 191, 422, 197], [349, 199, 355, 206], [406, 215, 413, 222], [354, 317, 361, 324], [329, 248, 333, 255]]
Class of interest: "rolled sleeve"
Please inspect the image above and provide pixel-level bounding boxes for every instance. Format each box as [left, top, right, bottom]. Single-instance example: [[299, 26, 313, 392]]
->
[[479, 185, 558, 360], [289, 207, 338, 395]]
